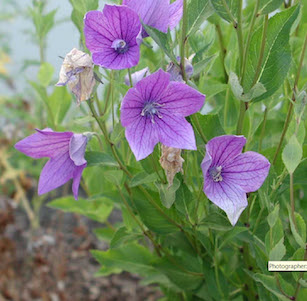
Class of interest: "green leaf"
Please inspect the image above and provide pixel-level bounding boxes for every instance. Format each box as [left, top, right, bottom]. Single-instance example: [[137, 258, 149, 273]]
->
[[193, 54, 217, 77], [265, 218, 284, 255], [258, 0, 284, 15], [142, 24, 178, 65], [155, 178, 181, 209], [38, 62, 54, 87], [243, 5, 300, 102], [48, 86, 71, 126], [91, 243, 158, 277], [104, 170, 125, 187], [48, 196, 113, 223], [210, 0, 239, 23], [110, 123, 125, 144], [192, 113, 225, 141], [129, 172, 159, 188], [85, 151, 118, 167], [110, 227, 142, 249], [94, 227, 115, 243], [175, 181, 194, 217], [269, 237, 286, 260], [282, 135, 302, 173], [267, 204, 280, 228], [187, 0, 214, 37], [199, 212, 232, 231], [288, 210, 306, 248], [133, 194, 179, 234], [219, 227, 248, 249]]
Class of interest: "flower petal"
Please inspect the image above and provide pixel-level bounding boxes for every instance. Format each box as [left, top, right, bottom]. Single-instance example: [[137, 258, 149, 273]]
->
[[169, 0, 183, 29], [15, 129, 72, 159], [206, 135, 246, 167], [135, 69, 170, 102], [222, 151, 270, 193], [120, 88, 144, 127], [204, 178, 247, 226], [38, 152, 75, 195], [69, 134, 88, 166], [160, 81, 205, 116], [125, 116, 159, 161], [156, 113, 196, 150], [72, 164, 87, 200], [124, 67, 150, 86]]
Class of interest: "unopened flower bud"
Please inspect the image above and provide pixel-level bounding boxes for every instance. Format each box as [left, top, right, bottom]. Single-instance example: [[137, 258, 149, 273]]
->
[[160, 144, 184, 187], [166, 56, 194, 83], [56, 48, 95, 105]]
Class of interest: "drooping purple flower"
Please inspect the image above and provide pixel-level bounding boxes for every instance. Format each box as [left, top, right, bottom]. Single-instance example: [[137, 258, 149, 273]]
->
[[201, 135, 270, 226], [84, 5, 142, 70], [167, 56, 194, 82], [15, 129, 88, 200], [124, 67, 150, 86], [122, 0, 183, 37], [121, 69, 205, 161]]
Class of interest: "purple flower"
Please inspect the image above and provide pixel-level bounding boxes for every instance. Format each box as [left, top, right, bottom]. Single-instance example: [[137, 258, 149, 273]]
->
[[201, 135, 270, 226], [15, 129, 88, 200], [122, 0, 183, 37], [167, 57, 194, 82], [121, 69, 205, 161], [84, 5, 142, 70], [124, 67, 150, 86]]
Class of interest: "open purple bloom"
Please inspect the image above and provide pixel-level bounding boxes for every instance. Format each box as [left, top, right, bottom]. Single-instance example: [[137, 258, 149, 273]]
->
[[15, 129, 88, 200], [122, 0, 183, 37], [201, 135, 270, 226], [84, 5, 142, 70], [121, 69, 205, 161]]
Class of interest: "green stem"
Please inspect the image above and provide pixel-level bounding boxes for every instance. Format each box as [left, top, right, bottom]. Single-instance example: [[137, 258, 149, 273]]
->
[[180, 0, 188, 82], [128, 68, 133, 87], [192, 115, 208, 143], [251, 14, 269, 86], [223, 88, 230, 128], [221, 0, 237, 26], [294, 245, 307, 299], [290, 173, 297, 229], [273, 34, 307, 165], [236, 0, 244, 78], [258, 107, 268, 152], [236, 101, 246, 135], [216, 23, 228, 83]]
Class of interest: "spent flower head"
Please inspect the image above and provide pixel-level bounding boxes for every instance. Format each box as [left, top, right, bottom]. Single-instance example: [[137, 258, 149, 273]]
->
[[121, 69, 205, 161], [15, 129, 88, 200], [123, 0, 183, 38], [84, 5, 142, 70], [56, 48, 95, 105], [201, 135, 270, 226]]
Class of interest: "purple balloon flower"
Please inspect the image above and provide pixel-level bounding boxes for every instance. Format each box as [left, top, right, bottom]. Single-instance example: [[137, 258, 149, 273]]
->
[[122, 0, 183, 37], [201, 135, 270, 226], [121, 69, 205, 161], [15, 129, 88, 200], [84, 5, 142, 70]]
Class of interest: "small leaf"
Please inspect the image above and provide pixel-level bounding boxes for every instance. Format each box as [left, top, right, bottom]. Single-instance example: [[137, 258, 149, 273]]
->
[[267, 204, 280, 228], [258, 0, 284, 15], [282, 135, 302, 173], [269, 237, 286, 261], [210, 0, 239, 23], [85, 151, 118, 167], [110, 227, 142, 249], [155, 178, 181, 209], [129, 172, 158, 188], [110, 123, 125, 144], [38, 62, 54, 87], [104, 170, 125, 187], [193, 54, 217, 77], [288, 210, 306, 248]]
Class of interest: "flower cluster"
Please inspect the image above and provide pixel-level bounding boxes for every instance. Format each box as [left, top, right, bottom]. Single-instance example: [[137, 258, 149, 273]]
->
[[15, 1, 271, 226]]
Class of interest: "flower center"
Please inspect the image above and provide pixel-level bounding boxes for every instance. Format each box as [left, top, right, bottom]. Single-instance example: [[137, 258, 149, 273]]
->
[[209, 166, 223, 182], [111, 39, 129, 54], [141, 102, 163, 123]]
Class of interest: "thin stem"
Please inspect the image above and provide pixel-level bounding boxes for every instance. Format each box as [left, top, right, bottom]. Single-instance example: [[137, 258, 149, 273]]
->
[[128, 69, 133, 87], [223, 88, 230, 128], [216, 23, 228, 83], [236, 0, 244, 78], [273, 34, 307, 164], [258, 107, 268, 152], [294, 245, 307, 299], [236, 101, 246, 135], [275, 273, 294, 300], [180, 0, 188, 82], [251, 14, 269, 86], [192, 114, 208, 143], [290, 173, 297, 229], [221, 0, 237, 26]]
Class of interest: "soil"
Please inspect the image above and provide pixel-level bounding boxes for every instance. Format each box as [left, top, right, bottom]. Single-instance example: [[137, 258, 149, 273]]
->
[[0, 197, 162, 301]]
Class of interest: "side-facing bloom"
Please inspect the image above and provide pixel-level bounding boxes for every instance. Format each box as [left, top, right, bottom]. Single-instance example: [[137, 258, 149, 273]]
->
[[121, 69, 205, 161], [56, 48, 95, 105], [84, 5, 142, 70], [124, 67, 150, 86], [167, 57, 194, 83], [201, 135, 270, 226], [123, 0, 183, 37], [15, 129, 88, 200]]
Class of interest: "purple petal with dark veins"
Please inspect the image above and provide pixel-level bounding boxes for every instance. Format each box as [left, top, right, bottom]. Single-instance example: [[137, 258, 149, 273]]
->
[[38, 152, 76, 196], [156, 113, 196, 150], [160, 81, 205, 117], [169, 0, 183, 29], [206, 135, 246, 167], [204, 177, 248, 226], [69, 134, 88, 166], [223, 151, 270, 193], [14, 128, 72, 159], [125, 116, 159, 161]]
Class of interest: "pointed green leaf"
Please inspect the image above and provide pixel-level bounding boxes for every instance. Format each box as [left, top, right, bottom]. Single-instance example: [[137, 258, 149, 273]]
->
[[282, 135, 302, 173]]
